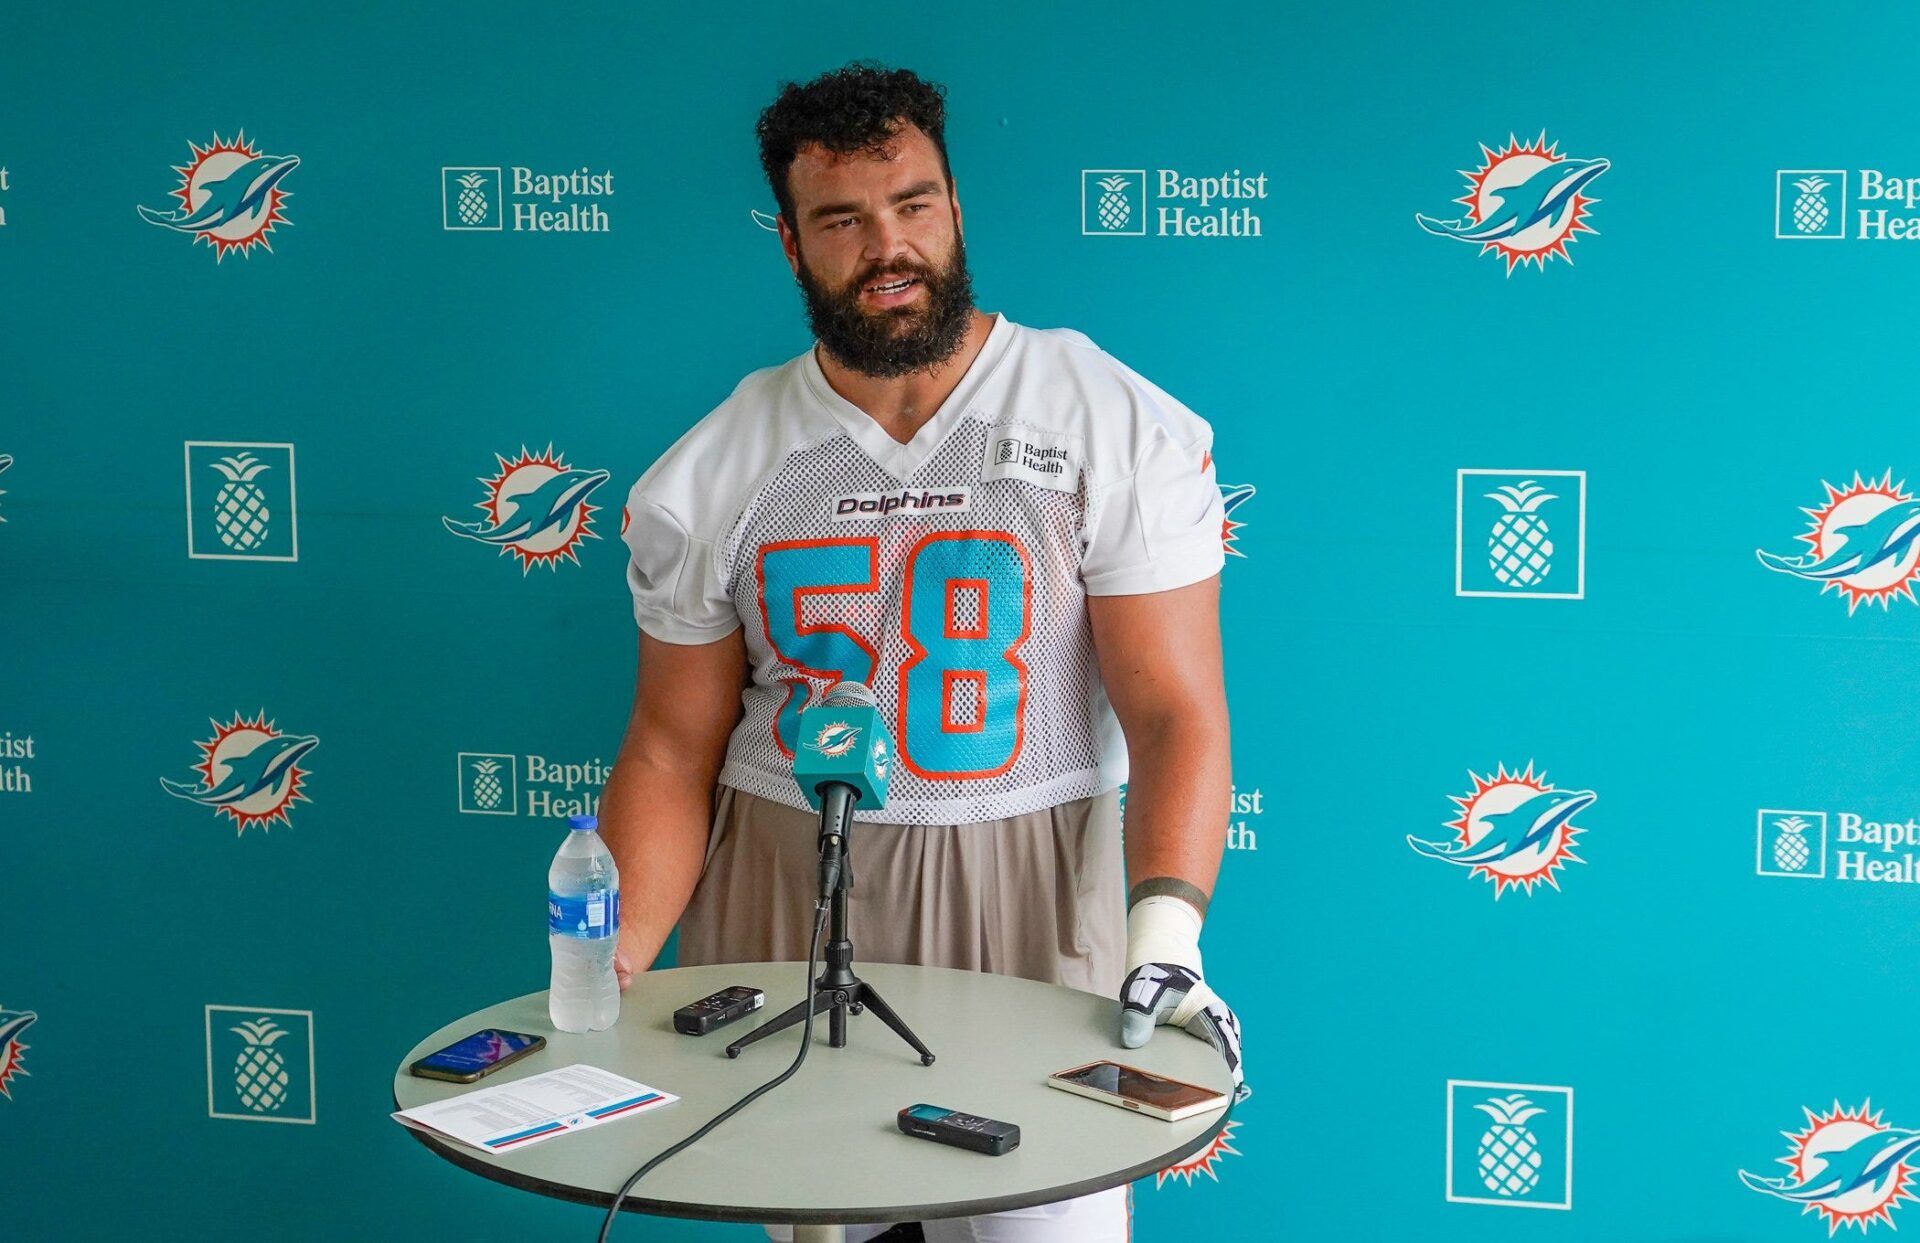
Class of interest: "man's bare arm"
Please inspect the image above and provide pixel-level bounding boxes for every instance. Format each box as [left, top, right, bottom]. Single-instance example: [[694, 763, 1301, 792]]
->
[[599, 629, 747, 989], [1086, 575, 1230, 910]]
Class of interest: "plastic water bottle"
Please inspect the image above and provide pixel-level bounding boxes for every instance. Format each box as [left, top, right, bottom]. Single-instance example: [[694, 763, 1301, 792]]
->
[[548, 813, 621, 1032]]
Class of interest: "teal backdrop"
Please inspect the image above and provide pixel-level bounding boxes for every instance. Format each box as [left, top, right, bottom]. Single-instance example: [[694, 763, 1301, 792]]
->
[[7, 2, 1920, 1239]]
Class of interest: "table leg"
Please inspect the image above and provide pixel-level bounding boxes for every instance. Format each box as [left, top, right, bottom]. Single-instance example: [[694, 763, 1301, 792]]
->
[[791, 1225, 846, 1243]]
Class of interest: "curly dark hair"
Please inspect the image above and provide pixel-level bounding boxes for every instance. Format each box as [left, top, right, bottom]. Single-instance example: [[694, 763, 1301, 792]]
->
[[756, 61, 952, 227]]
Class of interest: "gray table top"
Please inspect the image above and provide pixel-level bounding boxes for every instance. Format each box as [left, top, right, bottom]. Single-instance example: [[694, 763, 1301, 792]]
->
[[392, 961, 1235, 1225]]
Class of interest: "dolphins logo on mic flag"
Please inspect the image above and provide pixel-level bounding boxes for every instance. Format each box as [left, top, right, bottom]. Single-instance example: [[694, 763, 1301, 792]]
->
[[1409, 763, 1595, 898], [806, 720, 862, 758], [1756, 472, 1920, 613], [1741, 1101, 1920, 1235]]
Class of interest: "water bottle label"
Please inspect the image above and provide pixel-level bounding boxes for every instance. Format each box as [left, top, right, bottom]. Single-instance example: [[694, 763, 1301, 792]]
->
[[547, 889, 619, 939]]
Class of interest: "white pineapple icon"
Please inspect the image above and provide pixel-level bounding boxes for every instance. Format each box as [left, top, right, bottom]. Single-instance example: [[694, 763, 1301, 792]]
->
[[1475, 1093, 1546, 1197], [1095, 175, 1133, 231], [1772, 816, 1812, 872], [471, 758, 503, 811], [230, 1017, 292, 1113], [1486, 480, 1558, 587], [1790, 176, 1831, 234], [210, 453, 273, 552], [455, 172, 491, 226]]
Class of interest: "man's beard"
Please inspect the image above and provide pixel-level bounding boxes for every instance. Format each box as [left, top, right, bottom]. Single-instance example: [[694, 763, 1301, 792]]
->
[[796, 235, 975, 379]]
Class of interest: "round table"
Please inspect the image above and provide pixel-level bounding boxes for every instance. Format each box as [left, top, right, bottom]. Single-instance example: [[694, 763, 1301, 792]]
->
[[393, 961, 1235, 1241]]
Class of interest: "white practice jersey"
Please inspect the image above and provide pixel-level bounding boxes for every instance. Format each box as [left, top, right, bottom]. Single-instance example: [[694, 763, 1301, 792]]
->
[[622, 311, 1225, 825]]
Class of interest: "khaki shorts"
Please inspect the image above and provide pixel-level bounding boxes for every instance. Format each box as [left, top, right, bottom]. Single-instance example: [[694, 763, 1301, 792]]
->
[[677, 784, 1127, 998]]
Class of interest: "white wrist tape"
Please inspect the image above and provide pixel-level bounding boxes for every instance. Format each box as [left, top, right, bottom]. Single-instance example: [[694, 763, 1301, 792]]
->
[[1124, 893, 1205, 976]]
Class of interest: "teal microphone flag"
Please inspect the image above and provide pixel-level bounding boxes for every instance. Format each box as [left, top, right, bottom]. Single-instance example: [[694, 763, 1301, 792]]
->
[[790, 683, 893, 812]]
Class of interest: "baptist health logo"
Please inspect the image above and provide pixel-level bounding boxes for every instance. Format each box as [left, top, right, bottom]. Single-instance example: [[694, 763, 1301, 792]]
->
[[0, 729, 33, 795], [1741, 1100, 1920, 1234], [185, 442, 297, 562], [442, 166, 615, 232], [1081, 168, 1268, 238], [1456, 470, 1586, 599], [206, 1005, 314, 1124], [443, 445, 611, 573], [139, 132, 297, 262], [1447, 1081, 1573, 1210], [1758, 808, 1920, 885], [1776, 170, 1920, 240], [459, 751, 609, 818]]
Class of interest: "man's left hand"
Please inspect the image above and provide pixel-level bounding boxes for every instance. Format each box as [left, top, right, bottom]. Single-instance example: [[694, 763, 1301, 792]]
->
[[1117, 895, 1246, 1099]]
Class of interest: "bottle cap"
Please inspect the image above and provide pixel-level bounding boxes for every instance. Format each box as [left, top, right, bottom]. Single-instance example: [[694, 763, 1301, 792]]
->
[[568, 814, 599, 832]]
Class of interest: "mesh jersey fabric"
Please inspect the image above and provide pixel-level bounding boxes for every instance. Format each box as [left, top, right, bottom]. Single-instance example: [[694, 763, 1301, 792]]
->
[[622, 311, 1225, 825]]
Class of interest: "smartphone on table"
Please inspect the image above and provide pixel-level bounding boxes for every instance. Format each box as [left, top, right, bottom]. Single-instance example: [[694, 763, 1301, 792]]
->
[[1046, 1059, 1231, 1122], [408, 1028, 546, 1083]]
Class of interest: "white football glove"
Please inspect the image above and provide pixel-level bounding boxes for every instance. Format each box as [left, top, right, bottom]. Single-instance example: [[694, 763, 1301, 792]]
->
[[1117, 894, 1246, 1100]]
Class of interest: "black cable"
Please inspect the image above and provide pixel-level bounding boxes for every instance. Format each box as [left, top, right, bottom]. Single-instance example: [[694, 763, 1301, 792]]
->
[[596, 901, 831, 1242]]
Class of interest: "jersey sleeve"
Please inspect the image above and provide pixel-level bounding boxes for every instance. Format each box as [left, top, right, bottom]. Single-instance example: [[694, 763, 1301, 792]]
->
[[621, 490, 741, 645], [1080, 413, 1226, 597]]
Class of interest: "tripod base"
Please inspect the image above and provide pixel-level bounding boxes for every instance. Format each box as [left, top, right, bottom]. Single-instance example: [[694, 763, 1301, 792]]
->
[[725, 970, 935, 1065]]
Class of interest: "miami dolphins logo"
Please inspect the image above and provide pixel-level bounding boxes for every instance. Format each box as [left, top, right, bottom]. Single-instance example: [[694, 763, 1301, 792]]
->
[[443, 445, 611, 573], [0, 1007, 36, 1099], [1409, 763, 1595, 898], [806, 720, 862, 758], [161, 710, 318, 834], [1221, 483, 1255, 558], [1757, 472, 1920, 613], [870, 734, 891, 779], [137, 131, 297, 262], [1741, 1101, 1920, 1235], [1156, 1119, 1244, 1188], [1417, 133, 1608, 273]]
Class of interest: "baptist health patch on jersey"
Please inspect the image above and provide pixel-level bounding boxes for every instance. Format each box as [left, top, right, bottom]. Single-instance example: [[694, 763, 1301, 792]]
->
[[981, 424, 1082, 492]]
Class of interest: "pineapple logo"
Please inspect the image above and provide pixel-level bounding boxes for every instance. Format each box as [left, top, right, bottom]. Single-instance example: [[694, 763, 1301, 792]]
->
[[137, 131, 297, 262], [209, 452, 272, 551], [1447, 1081, 1573, 1209], [1416, 133, 1607, 273], [1740, 1100, 1920, 1234], [0, 1007, 37, 1100], [206, 1005, 314, 1123], [1408, 763, 1595, 899], [229, 1018, 292, 1113], [1081, 170, 1145, 236], [459, 752, 519, 816], [442, 444, 611, 573], [1756, 472, 1920, 613], [185, 442, 297, 561], [1457, 469, 1586, 598], [442, 167, 503, 231], [160, 710, 318, 834], [1155, 1119, 1244, 1188], [1776, 170, 1847, 239], [1757, 809, 1829, 879]]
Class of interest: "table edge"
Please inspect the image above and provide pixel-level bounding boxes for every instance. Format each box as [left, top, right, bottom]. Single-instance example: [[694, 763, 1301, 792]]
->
[[391, 1083, 1236, 1226]]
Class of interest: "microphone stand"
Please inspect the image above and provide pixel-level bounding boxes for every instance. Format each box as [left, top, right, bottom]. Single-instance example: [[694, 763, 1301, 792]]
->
[[725, 785, 935, 1065]]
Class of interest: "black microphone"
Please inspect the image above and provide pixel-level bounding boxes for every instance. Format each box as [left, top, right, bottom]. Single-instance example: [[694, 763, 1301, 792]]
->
[[789, 681, 889, 902]]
